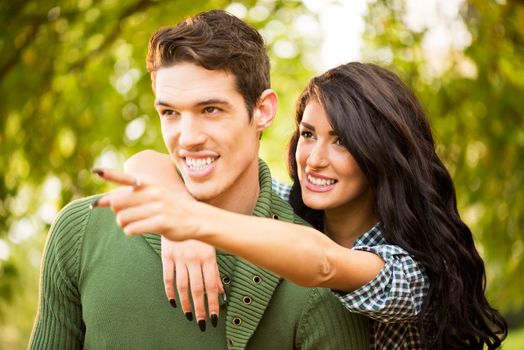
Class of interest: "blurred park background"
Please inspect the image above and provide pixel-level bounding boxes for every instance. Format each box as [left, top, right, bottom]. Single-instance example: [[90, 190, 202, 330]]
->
[[0, 0, 523, 348]]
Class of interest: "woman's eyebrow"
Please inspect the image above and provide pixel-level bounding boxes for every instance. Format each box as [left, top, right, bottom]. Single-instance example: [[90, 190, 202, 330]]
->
[[300, 121, 315, 130], [300, 121, 338, 136]]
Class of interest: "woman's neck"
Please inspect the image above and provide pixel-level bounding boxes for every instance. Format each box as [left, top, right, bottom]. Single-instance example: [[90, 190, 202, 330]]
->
[[323, 194, 378, 248]]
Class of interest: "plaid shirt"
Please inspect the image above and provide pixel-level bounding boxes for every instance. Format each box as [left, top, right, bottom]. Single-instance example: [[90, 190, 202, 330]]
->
[[272, 179, 428, 349]]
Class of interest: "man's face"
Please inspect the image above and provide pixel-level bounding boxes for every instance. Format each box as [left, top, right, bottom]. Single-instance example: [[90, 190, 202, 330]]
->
[[154, 63, 261, 204]]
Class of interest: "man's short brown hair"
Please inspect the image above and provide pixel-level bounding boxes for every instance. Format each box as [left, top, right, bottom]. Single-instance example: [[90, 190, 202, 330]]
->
[[146, 10, 270, 118]]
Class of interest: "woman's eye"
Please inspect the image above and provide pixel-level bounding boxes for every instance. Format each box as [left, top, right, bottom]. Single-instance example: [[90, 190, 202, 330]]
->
[[300, 131, 313, 138], [334, 137, 343, 145]]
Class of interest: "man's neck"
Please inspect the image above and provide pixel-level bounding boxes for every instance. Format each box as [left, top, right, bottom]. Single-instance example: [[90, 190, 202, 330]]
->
[[205, 159, 260, 215]]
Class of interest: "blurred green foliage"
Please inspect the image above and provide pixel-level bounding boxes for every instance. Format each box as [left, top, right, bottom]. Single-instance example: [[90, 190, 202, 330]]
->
[[0, 0, 522, 348], [505, 326, 524, 350], [362, 0, 524, 312]]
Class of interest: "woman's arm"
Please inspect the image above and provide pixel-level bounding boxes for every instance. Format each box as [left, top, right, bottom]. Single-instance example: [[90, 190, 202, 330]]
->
[[97, 163, 385, 293], [186, 202, 385, 292]]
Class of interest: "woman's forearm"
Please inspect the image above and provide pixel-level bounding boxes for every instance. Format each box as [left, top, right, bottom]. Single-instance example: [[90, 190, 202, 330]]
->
[[195, 205, 385, 292], [124, 150, 185, 191]]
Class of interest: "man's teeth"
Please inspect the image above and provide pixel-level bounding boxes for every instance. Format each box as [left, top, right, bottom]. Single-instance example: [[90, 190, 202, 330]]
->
[[186, 157, 216, 170], [308, 175, 336, 186]]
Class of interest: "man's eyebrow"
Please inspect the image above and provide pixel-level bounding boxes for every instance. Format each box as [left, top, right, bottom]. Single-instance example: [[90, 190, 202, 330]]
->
[[194, 99, 232, 108], [300, 121, 338, 136], [154, 99, 232, 109], [155, 100, 172, 108]]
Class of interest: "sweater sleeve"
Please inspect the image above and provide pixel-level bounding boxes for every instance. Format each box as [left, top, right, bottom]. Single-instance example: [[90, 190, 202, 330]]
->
[[295, 288, 370, 350], [29, 198, 94, 350]]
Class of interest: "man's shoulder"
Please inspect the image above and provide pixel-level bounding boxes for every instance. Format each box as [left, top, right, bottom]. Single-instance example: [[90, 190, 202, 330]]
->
[[51, 196, 100, 237], [40, 195, 106, 285], [48, 194, 115, 248], [63, 195, 100, 211]]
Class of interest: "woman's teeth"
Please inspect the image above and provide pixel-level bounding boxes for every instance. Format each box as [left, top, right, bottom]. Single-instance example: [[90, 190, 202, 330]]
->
[[308, 175, 336, 186]]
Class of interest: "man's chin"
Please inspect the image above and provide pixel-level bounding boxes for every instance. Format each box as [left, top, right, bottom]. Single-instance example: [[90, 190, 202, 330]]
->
[[186, 184, 218, 202]]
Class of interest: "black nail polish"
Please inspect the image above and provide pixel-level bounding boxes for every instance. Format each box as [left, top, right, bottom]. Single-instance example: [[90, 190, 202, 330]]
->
[[185, 312, 193, 321], [169, 299, 177, 308], [89, 199, 99, 209], [198, 320, 206, 332], [210, 314, 218, 328], [92, 168, 104, 177]]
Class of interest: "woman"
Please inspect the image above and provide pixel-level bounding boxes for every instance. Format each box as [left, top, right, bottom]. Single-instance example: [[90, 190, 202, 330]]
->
[[97, 62, 507, 348]]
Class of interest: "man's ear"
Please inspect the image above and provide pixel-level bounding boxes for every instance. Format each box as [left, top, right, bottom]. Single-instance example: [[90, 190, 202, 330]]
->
[[253, 89, 278, 132]]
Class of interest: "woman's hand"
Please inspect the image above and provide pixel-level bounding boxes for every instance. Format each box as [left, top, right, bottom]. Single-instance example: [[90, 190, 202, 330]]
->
[[161, 237, 224, 329], [94, 169, 199, 240]]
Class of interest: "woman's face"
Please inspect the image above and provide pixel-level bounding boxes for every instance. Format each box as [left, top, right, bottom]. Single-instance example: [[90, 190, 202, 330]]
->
[[295, 99, 373, 212]]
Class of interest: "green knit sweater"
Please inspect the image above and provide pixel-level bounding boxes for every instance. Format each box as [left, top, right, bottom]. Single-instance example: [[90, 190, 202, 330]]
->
[[30, 160, 369, 349]]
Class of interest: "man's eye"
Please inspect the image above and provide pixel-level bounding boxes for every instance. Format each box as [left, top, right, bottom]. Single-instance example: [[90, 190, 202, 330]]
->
[[300, 131, 313, 138], [161, 110, 175, 118], [203, 106, 219, 114]]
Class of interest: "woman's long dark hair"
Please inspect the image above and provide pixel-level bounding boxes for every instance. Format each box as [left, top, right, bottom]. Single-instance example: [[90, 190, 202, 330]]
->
[[288, 62, 507, 349]]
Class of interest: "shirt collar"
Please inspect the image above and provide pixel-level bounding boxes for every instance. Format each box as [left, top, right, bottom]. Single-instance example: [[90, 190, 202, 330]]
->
[[352, 222, 384, 248]]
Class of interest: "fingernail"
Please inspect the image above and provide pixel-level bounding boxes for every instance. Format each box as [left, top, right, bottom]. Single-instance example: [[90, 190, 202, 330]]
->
[[185, 312, 193, 321], [92, 168, 104, 177], [210, 314, 218, 328], [89, 199, 99, 209], [223, 291, 227, 302], [169, 299, 177, 308], [198, 320, 206, 332]]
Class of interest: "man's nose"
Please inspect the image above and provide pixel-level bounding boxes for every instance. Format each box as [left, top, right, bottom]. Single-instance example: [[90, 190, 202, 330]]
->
[[178, 116, 206, 149]]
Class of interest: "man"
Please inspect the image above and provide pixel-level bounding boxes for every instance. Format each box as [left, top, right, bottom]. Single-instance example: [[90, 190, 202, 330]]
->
[[30, 10, 369, 349]]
